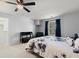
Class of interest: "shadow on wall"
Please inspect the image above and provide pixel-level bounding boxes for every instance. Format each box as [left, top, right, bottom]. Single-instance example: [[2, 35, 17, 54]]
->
[[9, 32, 20, 46]]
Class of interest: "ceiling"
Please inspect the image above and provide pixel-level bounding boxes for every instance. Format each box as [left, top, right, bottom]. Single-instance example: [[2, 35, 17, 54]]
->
[[0, 0, 79, 19]]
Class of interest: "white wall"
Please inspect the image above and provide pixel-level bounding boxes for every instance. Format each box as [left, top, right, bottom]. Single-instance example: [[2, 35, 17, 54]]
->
[[0, 12, 35, 45], [0, 17, 8, 31], [9, 16, 35, 45], [35, 18, 56, 35], [0, 25, 8, 46], [0, 13, 9, 46], [34, 20, 45, 34], [60, 10, 79, 37], [35, 10, 79, 37]]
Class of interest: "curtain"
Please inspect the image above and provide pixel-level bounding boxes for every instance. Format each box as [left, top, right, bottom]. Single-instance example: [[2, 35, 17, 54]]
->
[[45, 21, 48, 36], [55, 19, 61, 37]]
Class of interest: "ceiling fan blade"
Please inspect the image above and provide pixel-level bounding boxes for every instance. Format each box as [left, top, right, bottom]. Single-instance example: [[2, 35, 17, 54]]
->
[[23, 2, 35, 6], [0, 0, 16, 5], [20, 0, 24, 4], [16, 0, 23, 4], [15, 8, 18, 12], [6, 1, 16, 5], [23, 7, 30, 12], [16, 0, 20, 4]]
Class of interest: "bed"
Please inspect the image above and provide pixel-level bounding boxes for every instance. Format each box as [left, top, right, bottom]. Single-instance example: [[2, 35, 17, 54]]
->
[[25, 36, 79, 58]]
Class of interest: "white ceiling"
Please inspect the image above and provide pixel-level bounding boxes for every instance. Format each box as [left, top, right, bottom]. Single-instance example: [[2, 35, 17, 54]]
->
[[0, 0, 79, 19]]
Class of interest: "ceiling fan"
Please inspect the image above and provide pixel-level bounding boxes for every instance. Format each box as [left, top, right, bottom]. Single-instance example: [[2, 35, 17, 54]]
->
[[0, 0, 35, 12]]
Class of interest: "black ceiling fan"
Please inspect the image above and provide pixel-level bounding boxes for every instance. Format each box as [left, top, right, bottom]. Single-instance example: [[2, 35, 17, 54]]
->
[[0, 0, 35, 12]]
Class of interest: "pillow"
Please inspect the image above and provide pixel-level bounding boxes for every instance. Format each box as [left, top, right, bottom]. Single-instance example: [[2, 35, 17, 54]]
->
[[74, 38, 79, 49], [65, 37, 73, 46], [73, 33, 78, 40]]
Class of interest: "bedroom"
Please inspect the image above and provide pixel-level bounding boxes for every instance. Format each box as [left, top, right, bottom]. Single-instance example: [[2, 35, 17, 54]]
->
[[0, 0, 79, 58]]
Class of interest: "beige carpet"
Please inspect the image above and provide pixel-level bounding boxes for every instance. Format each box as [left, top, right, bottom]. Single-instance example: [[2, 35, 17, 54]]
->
[[0, 44, 37, 58], [0, 43, 79, 58]]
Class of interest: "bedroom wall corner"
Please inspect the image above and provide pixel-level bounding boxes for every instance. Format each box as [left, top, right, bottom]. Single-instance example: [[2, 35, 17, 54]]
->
[[60, 10, 79, 37], [9, 16, 35, 45]]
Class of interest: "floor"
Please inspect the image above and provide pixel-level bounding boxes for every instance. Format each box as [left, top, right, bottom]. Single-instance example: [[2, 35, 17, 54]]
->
[[0, 43, 79, 58], [0, 44, 37, 58]]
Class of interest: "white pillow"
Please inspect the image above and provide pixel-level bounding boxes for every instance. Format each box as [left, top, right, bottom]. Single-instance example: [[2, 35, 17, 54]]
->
[[65, 37, 73, 46], [74, 38, 79, 49]]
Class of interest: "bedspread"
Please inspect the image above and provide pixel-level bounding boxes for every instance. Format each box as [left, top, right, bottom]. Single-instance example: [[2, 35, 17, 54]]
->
[[25, 36, 77, 58]]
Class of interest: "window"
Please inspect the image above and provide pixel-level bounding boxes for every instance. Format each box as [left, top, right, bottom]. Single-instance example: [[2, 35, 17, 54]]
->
[[48, 20, 56, 36]]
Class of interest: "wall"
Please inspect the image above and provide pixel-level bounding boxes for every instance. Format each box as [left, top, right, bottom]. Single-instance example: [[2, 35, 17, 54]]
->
[[9, 16, 35, 45], [34, 20, 47, 35], [60, 10, 79, 37], [35, 10, 79, 37], [0, 24, 8, 46], [0, 12, 35, 45], [34, 20, 45, 34], [0, 17, 8, 31], [0, 13, 9, 46], [35, 18, 56, 35]]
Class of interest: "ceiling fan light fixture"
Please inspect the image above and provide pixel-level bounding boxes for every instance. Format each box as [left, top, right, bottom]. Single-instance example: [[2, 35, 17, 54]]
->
[[1, 0, 36, 12], [17, 4, 23, 9]]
